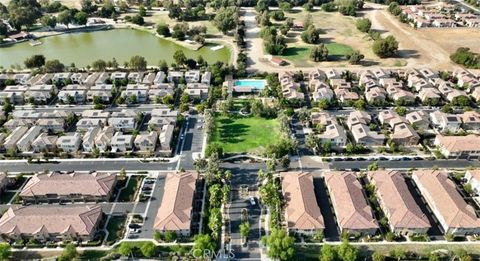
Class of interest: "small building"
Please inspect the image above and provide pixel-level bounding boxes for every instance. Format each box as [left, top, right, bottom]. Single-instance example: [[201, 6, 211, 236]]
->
[[154, 172, 198, 236], [281, 172, 324, 235], [317, 123, 347, 148], [0, 205, 103, 242], [434, 134, 480, 159], [31, 133, 58, 153], [110, 132, 134, 152], [20, 172, 117, 203], [430, 111, 462, 133], [16, 126, 42, 152], [412, 170, 480, 236], [323, 171, 379, 236], [56, 133, 82, 153], [134, 132, 158, 153], [367, 170, 430, 235]]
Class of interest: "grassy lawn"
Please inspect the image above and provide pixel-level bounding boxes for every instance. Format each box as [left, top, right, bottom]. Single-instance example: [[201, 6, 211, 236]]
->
[[0, 191, 17, 204], [117, 176, 143, 202], [210, 115, 280, 154], [106, 216, 127, 244], [79, 250, 109, 260], [281, 43, 353, 65]]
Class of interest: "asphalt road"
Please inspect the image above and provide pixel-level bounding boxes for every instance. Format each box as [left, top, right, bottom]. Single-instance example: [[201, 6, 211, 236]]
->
[[223, 162, 265, 261], [138, 175, 166, 239], [0, 160, 177, 173], [327, 159, 480, 170]]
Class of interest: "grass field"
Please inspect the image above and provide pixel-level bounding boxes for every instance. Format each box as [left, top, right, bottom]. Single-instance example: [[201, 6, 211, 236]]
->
[[106, 216, 127, 244], [117, 176, 143, 202], [210, 115, 280, 154], [281, 43, 353, 65]]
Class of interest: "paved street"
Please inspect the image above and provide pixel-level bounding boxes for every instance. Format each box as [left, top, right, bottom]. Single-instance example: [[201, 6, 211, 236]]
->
[[138, 175, 166, 238], [223, 162, 265, 261], [178, 114, 205, 170]]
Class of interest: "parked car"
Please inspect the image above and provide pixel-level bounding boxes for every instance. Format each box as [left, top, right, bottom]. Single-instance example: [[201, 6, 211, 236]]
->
[[249, 197, 256, 206], [129, 224, 142, 229]]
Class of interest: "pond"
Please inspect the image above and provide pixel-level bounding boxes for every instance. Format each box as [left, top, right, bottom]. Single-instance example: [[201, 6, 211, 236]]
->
[[0, 29, 231, 68]]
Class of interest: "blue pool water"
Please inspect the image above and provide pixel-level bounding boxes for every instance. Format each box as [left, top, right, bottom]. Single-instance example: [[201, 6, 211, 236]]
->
[[234, 79, 267, 89]]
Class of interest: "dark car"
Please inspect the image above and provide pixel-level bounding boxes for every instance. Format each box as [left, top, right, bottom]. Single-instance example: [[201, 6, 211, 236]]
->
[[129, 224, 142, 229]]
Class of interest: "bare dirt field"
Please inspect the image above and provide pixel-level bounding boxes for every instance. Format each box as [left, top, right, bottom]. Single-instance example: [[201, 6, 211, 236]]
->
[[279, 10, 406, 67], [364, 3, 479, 70]]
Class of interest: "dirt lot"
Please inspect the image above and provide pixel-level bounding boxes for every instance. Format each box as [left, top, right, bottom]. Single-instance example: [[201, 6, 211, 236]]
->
[[280, 10, 405, 67], [364, 3, 480, 70]]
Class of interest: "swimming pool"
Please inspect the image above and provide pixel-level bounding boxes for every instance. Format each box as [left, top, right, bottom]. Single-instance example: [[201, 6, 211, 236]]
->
[[234, 79, 267, 89]]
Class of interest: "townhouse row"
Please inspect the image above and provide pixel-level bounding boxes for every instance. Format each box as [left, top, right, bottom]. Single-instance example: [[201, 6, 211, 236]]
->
[[0, 107, 178, 155], [281, 169, 480, 237], [0, 69, 212, 105]]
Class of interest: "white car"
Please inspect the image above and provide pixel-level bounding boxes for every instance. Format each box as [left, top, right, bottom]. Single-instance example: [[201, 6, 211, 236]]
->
[[249, 197, 256, 206]]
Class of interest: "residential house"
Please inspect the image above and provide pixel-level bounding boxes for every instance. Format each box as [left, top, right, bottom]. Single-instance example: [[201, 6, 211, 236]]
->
[[52, 72, 71, 83], [31, 133, 58, 153], [167, 71, 184, 83], [0, 205, 103, 242], [429, 111, 462, 132], [323, 171, 379, 235], [95, 126, 115, 152], [154, 172, 198, 236], [418, 87, 441, 105], [412, 170, 480, 235], [142, 72, 157, 85], [365, 87, 387, 104], [3, 119, 34, 131], [20, 172, 117, 203], [108, 117, 137, 133], [310, 111, 336, 126], [154, 71, 166, 84], [82, 127, 101, 152], [121, 84, 149, 103], [367, 170, 431, 235], [110, 71, 127, 81], [201, 71, 211, 85], [3, 126, 29, 151], [406, 111, 430, 130], [185, 70, 200, 83], [87, 84, 113, 103], [391, 122, 420, 146], [110, 132, 134, 152], [56, 133, 82, 153], [464, 170, 480, 195], [134, 132, 158, 153], [58, 89, 87, 104], [12, 73, 30, 85], [127, 72, 144, 83], [281, 172, 324, 235], [16, 126, 42, 152], [159, 124, 175, 154], [317, 123, 347, 148], [461, 111, 480, 130], [36, 118, 65, 133], [76, 118, 107, 131], [94, 72, 109, 85], [185, 83, 209, 100], [70, 72, 88, 84], [350, 123, 385, 146], [434, 134, 480, 159], [347, 111, 371, 129]]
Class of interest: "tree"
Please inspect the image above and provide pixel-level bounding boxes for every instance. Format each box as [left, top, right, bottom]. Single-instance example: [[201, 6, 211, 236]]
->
[[59, 243, 77, 261], [389, 247, 407, 260], [373, 35, 399, 58], [339, 4, 356, 16], [305, 134, 320, 153], [429, 252, 441, 261], [354, 99, 366, 110], [118, 242, 133, 257], [74, 11, 88, 25], [337, 240, 358, 261], [261, 229, 295, 260], [129, 55, 147, 71], [279, 1, 292, 12], [92, 59, 107, 71], [208, 207, 222, 239], [355, 18, 371, 32], [347, 50, 365, 64], [81, 0, 96, 14], [239, 222, 250, 239], [310, 44, 329, 62], [193, 234, 215, 253], [320, 244, 336, 261], [40, 15, 56, 29], [368, 161, 379, 171], [372, 251, 386, 261], [156, 23, 170, 37], [24, 54, 45, 68], [140, 242, 156, 258], [301, 25, 320, 44], [44, 59, 65, 72], [0, 244, 11, 261], [173, 50, 187, 66], [131, 14, 145, 25], [213, 7, 237, 34], [138, 4, 146, 16], [164, 231, 177, 242], [57, 9, 73, 27], [8, 0, 42, 29]]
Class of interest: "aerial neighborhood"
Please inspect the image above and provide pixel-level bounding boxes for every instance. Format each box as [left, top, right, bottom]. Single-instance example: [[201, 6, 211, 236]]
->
[[0, 0, 479, 259]]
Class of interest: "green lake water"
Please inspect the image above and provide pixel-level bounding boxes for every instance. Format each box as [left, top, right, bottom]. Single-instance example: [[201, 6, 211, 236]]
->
[[0, 29, 231, 68]]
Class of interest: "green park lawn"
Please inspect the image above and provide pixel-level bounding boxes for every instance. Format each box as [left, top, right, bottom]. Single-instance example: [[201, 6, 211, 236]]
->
[[281, 43, 354, 65], [211, 115, 280, 154]]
